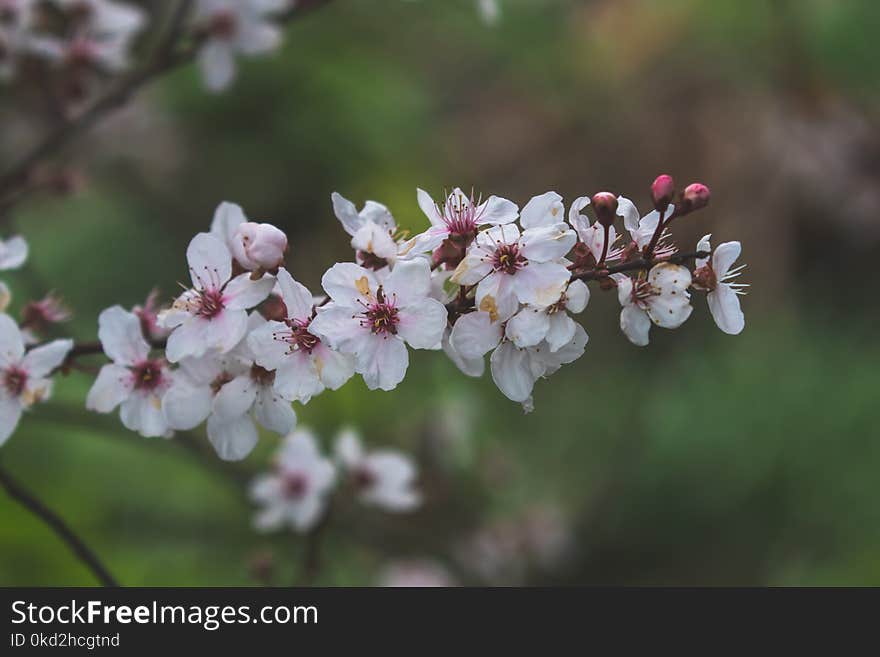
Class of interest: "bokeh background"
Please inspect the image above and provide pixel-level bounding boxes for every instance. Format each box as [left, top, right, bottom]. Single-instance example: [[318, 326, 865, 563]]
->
[[2, 0, 879, 585]]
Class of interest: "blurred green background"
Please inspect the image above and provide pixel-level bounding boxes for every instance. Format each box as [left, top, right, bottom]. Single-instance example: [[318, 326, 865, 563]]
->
[[2, 0, 879, 585]]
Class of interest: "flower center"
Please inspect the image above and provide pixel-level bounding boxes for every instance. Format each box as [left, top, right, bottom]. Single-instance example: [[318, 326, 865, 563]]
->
[[196, 288, 225, 319], [361, 289, 399, 336], [209, 10, 238, 39], [132, 360, 165, 391], [2, 366, 27, 397], [281, 472, 308, 499], [630, 279, 657, 307], [692, 264, 717, 292], [443, 196, 480, 236], [210, 371, 235, 395], [492, 243, 527, 275], [280, 319, 321, 354], [352, 466, 376, 490]]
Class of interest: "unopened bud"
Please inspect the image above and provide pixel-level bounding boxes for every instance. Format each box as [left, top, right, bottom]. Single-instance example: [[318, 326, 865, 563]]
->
[[650, 174, 675, 211], [231, 222, 288, 271], [682, 183, 711, 212], [591, 192, 618, 228]]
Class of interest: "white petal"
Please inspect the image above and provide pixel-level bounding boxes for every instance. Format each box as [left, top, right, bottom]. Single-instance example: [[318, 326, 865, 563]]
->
[[708, 284, 745, 335], [223, 273, 274, 310], [186, 232, 232, 290], [0, 235, 28, 270], [0, 392, 23, 446], [331, 192, 364, 236], [520, 191, 564, 229], [477, 195, 519, 226], [253, 386, 297, 435], [212, 374, 257, 419], [612, 273, 634, 307], [696, 234, 712, 268], [352, 223, 398, 260], [567, 195, 591, 240], [475, 272, 519, 323], [0, 313, 24, 368], [321, 262, 376, 307], [313, 344, 356, 391], [416, 188, 443, 226], [450, 251, 493, 286], [506, 308, 550, 349], [545, 312, 577, 352], [335, 428, 363, 467], [210, 201, 247, 247], [362, 453, 421, 511], [273, 351, 324, 403], [308, 305, 364, 352], [396, 299, 447, 349], [161, 381, 212, 430], [565, 279, 590, 313], [247, 320, 290, 370], [198, 39, 236, 92], [450, 311, 503, 359], [490, 342, 535, 403], [442, 328, 485, 377], [383, 258, 432, 307], [521, 223, 576, 263], [356, 335, 409, 391], [207, 413, 259, 461], [513, 261, 571, 308], [120, 391, 169, 438], [21, 338, 72, 378], [617, 196, 641, 232], [97, 306, 150, 366], [85, 364, 133, 413], [620, 305, 651, 346], [200, 308, 250, 355], [712, 241, 742, 279]]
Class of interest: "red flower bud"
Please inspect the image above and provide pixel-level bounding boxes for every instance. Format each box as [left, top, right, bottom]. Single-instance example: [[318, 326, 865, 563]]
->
[[682, 183, 711, 212], [591, 192, 618, 227], [651, 174, 675, 211]]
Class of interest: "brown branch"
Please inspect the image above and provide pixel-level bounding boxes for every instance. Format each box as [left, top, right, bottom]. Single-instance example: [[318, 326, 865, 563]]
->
[[0, 0, 335, 204], [0, 463, 119, 586], [570, 250, 710, 282]]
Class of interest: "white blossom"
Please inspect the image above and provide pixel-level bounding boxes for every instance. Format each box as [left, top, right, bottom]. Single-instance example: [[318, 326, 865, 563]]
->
[[612, 263, 693, 346], [505, 279, 589, 352], [400, 187, 518, 259], [158, 232, 274, 362], [451, 218, 575, 323], [163, 312, 296, 460], [309, 259, 447, 391], [694, 235, 747, 335], [86, 306, 172, 438], [250, 428, 336, 532], [0, 314, 72, 445], [335, 428, 421, 512], [331, 192, 400, 270], [194, 0, 286, 92], [247, 267, 355, 404]]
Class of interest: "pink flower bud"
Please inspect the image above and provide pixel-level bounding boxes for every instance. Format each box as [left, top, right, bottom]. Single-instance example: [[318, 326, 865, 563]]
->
[[682, 183, 711, 212], [651, 174, 675, 211], [591, 192, 618, 227], [231, 222, 288, 271]]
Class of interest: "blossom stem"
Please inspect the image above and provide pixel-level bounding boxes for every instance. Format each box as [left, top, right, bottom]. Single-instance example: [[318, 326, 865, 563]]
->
[[570, 250, 710, 283], [0, 0, 336, 206], [0, 463, 119, 586]]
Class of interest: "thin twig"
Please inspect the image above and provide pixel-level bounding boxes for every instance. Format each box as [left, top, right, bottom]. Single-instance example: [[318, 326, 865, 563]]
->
[[0, 0, 335, 204], [0, 463, 119, 586], [570, 250, 709, 282]]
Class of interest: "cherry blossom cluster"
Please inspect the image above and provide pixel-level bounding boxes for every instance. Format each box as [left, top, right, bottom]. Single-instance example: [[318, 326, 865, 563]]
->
[[0, 174, 747, 456], [251, 426, 421, 533]]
